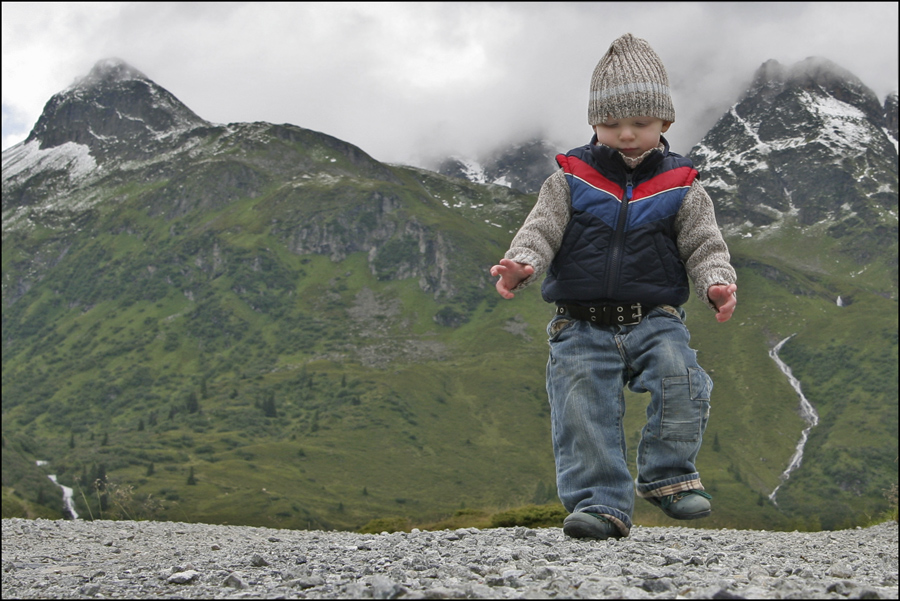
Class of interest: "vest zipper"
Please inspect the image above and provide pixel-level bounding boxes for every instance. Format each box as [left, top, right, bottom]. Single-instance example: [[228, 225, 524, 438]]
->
[[604, 173, 633, 298]]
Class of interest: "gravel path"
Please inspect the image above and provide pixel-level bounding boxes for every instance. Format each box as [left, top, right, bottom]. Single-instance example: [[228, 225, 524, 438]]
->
[[2, 518, 897, 599]]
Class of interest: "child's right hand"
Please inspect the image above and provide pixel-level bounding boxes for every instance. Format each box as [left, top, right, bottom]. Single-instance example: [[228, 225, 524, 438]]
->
[[490, 259, 534, 299]]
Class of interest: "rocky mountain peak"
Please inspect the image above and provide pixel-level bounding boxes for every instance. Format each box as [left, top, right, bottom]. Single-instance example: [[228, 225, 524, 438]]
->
[[742, 56, 884, 126], [690, 56, 898, 255], [69, 57, 150, 90], [24, 58, 208, 160]]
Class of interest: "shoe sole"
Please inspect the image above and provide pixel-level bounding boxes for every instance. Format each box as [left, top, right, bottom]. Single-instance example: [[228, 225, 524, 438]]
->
[[663, 508, 711, 520]]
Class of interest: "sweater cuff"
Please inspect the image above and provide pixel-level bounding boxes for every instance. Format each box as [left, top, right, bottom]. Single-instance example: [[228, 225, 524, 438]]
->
[[503, 250, 543, 291], [698, 272, 737, 310]]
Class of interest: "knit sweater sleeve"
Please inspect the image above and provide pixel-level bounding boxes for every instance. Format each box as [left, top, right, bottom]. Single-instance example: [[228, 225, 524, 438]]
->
[[503, 168, 571, 291], [675, 180, 737, 310]]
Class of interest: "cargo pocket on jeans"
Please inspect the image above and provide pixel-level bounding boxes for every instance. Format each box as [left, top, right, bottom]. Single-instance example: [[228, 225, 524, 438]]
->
[[660, 368, 711, 441]]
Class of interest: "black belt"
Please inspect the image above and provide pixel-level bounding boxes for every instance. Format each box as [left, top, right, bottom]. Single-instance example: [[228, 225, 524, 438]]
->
[[556, 303, 650, 326]]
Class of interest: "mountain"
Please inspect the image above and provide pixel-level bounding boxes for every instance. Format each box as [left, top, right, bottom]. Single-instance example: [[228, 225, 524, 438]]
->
[[686, 57, 898, 524], [1, 58, 555, 531], [2, 58, 897, 533], [432, 138, 559, 194], [691, 57, 897, 269]]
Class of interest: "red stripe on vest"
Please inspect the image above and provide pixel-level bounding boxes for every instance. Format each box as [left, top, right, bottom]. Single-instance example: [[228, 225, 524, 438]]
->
[[631, 166, 697, 201], [557, 154, 624, 199]]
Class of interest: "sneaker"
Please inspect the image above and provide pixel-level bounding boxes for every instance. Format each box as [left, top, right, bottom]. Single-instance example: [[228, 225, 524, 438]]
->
[[563, 512, 622, 540], [645, 490, 712, 520]]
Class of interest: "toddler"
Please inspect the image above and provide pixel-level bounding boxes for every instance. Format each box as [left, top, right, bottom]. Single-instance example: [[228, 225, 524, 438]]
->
[[490, 33, 737, 540]]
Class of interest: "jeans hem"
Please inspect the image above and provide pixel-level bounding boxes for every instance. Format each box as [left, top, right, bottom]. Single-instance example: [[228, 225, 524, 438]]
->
[[635, 473, 703, 497]]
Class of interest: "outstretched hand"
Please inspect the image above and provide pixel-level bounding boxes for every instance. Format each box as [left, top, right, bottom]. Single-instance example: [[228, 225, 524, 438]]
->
[[490, 259, 534, 299], [708, 283, 738, 323]]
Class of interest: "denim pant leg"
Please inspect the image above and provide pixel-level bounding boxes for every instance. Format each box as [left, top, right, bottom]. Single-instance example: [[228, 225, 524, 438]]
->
[[622, 309, 712, 499], [546, 316, 635, 532]]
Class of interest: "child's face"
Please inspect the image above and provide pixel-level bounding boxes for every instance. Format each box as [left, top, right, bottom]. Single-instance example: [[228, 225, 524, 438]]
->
[[593, 117, 671, 159]]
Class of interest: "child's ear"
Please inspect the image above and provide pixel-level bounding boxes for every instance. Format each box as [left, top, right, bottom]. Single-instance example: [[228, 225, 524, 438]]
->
[[661, 120, 672, 133]]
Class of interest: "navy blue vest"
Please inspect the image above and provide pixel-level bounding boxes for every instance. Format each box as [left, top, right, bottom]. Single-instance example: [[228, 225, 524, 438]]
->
[[541, 136, 697, 307]]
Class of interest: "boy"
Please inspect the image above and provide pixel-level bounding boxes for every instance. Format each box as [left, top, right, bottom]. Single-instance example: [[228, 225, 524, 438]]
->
[[490, 33, 737, 540]]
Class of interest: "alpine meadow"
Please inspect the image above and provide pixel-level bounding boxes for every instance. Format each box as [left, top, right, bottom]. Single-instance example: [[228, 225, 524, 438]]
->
[[2, 57, 897, 534]]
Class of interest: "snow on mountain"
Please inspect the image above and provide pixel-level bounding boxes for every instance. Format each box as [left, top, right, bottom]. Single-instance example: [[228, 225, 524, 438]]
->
[[2, 140, 96, 185], [434, 139, 559, 194], [689, 57, 897, 239]]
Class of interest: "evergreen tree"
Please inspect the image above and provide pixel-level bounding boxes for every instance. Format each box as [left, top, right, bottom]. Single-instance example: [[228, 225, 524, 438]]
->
[[146, 462, 155, 477], [263, 393, 278, 418], [69, 432, 75, 449], [187, 466, 197, 485], [186, 391, 200, 414]]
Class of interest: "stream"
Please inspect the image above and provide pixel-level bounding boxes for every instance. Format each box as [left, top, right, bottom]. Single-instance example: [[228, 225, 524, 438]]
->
[[37, 461, 80, 519], [767, 334, 820, 505]]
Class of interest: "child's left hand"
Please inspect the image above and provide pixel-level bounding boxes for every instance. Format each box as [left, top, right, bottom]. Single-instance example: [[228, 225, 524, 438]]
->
[[708, 284, 738, 323]]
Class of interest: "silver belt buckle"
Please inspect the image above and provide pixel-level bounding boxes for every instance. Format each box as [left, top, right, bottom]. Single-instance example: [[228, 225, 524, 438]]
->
[[619, 303, 644, 325], [630, 303, 643, 324]]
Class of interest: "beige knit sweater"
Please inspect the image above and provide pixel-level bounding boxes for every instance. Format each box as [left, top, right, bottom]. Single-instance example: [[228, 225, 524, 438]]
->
[[504, 143, 736, 311]]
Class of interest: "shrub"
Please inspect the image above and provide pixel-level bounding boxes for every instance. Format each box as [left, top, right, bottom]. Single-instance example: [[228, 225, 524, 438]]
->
[[489, 503, 567, 528], [358, 516, 411, 534]]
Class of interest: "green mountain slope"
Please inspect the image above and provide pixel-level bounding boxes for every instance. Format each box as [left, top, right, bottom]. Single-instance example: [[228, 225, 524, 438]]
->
[[2, 60, 896, 532]]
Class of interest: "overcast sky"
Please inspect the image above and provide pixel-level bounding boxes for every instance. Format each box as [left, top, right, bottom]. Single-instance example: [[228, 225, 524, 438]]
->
[[2, 2, 898, 168]]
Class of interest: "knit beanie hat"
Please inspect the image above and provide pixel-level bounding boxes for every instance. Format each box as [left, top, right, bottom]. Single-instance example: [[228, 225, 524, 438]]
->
[[588, 33, 675, 125]]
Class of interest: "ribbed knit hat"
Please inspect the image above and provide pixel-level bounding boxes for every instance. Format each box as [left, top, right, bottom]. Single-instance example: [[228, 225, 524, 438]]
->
[[588, 33, 675, 125]]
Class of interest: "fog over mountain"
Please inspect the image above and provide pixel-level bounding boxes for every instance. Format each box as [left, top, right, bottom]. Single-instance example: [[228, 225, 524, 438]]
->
[[2, 3, 897, 168]]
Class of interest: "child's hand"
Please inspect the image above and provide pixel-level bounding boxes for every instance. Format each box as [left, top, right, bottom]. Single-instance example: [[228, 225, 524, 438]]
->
[[490, 259, 534, 299], [708, 283, 738, 323]]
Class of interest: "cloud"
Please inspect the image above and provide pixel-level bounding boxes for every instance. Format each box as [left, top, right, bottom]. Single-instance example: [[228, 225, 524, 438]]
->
[[2, 2, 897, 167]]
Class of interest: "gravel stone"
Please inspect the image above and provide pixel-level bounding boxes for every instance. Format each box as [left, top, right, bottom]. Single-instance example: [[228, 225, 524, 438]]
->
[[1, 518, 897, 599]]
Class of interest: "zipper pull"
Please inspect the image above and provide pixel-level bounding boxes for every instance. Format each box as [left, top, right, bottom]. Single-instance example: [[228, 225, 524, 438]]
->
[[625, 175, 633, 201]]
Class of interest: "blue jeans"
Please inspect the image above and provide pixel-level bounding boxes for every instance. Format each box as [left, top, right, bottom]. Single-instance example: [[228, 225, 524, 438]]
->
[[546, 307, 712, 534]]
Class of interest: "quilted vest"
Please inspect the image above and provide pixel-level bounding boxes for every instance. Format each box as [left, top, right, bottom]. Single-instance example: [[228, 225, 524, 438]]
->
[[541, 136, 697, 307]]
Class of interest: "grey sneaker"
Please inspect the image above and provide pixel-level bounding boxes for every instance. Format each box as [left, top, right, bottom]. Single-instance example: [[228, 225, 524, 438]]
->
[[645, 490, 712, 519], [563, 512, 623, 540]]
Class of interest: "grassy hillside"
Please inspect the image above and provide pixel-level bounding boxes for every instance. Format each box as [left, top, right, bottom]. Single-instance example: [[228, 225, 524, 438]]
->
[[2, 150, 896, 533]]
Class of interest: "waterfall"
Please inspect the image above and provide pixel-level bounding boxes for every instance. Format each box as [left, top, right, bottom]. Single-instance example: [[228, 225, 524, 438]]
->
[[37, 460, 80, 519], [47, 475, 80, 519], [767, 335, 820, 505]]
